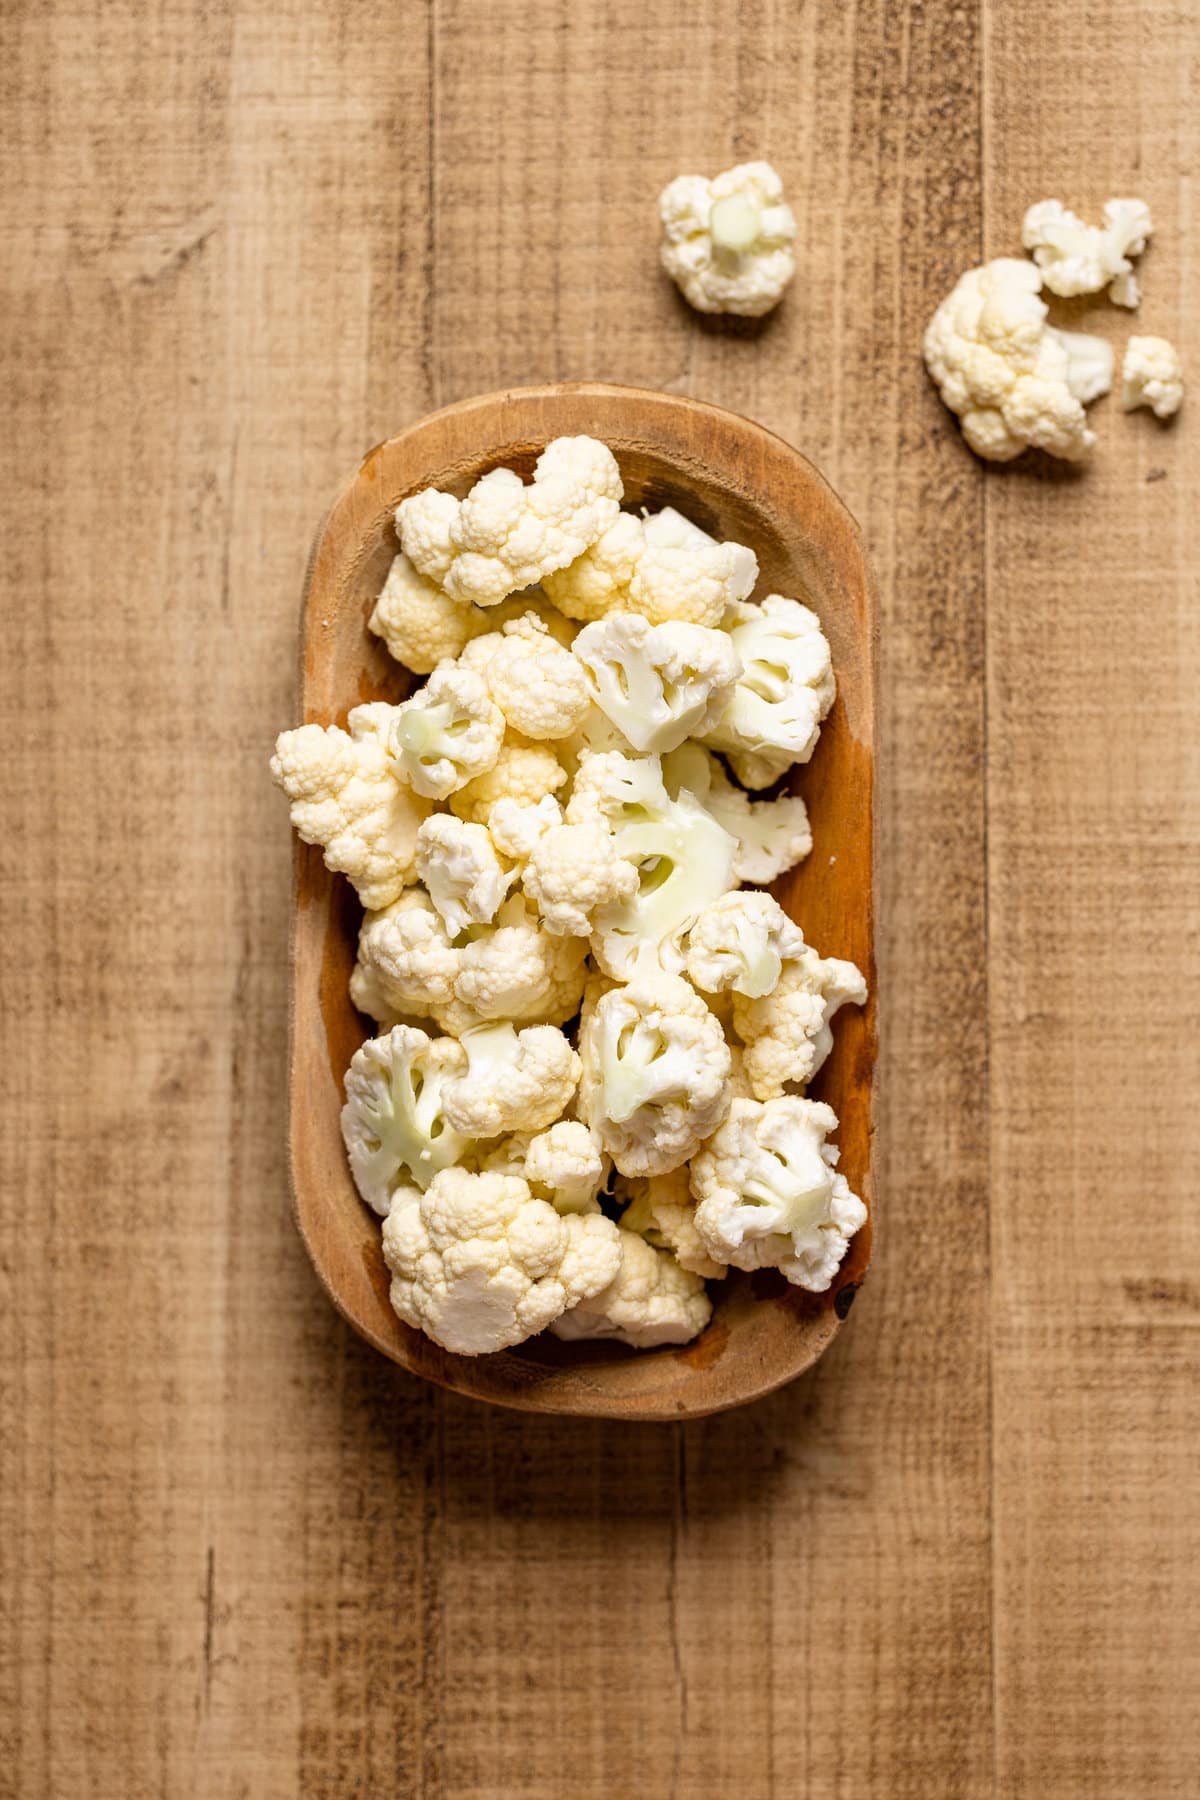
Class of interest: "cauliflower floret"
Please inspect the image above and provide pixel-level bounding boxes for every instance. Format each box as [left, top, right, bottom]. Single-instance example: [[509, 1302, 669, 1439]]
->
[[578, 971, 731, 1177], [704, 597, 836, 788], [448, 894, 589, 1030], [1122, 335, 1184, 419], [395, 437, 623, 608], [348, 959, 435, 1033], [691, 1096, 866, 1290], [389, 665, 505, 800], [923, 257, 1113, 462], [544, 508, 757, 629], [685, 890, 807, 999], [615, 1166, 725, 1280], [484, 1120, 608, 1214], [733, 939, 868, 1099], [382, 1168, 622, 1354], [368, 553, 486, 675], [270, 704, 430, 909], [340, 1025, 471, 1213], [484, 612, 590, 741], [558, 704, 635, 777], [414, 814, 513, 936], [1022, 197, 1153, 307], [573, 612, 742, 754], [662, 743, 812, 883], [658, 160, 797, 318], [551, 1229, 712, 1347], [566, 751, 738, 978], [490, 797, 639, 938], [356, 888, 461, 1019], [449, 733, 568, 825], [441, 1019, 580, 1138]]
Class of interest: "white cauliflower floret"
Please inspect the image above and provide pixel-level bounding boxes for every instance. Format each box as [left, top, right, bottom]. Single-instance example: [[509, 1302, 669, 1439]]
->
[[340, 1025, 471, 1213], [389, 665, 505, 800], [685, 890, 807, 999], [415, 814, 513, 936], [615, 1166, 725, 1280], [691, 1096, 866, 1291], [356, 888, 461, 1019], [382, 1168, 622, 1354], [448, 733, 567, 825], [734, 939, 868, 1099], [577, 971, 731, 1177], [1022, 197, 1153, 307], [395, 437, 623, 608], [558, 704, 634, 776], [484, 612, 590, 740], [544, 507, 757, 629], [441, 1019, 580, 1138], [368, 552, 485, 674], [662, 743, 812, 883], [484, 1121, 608, 1214], [658, 160, 797, 318], [487, 794, 564, 861], [923, 257, 1113, 462], [448, 894, 589, 1029], [490, 797, 639, 938], [551, 1230, 713, 1347], [566, 751, 738, 978], [1122, 335, 1184, 419], [573, 612, 742, 754], [702, 596, 835, 788], [270, 704, 430, 909], [348, 959, 435, 1033]]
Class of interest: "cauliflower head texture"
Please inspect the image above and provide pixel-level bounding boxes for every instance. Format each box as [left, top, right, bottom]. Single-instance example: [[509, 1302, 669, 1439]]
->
[[1122, 335, 1184, 419], [544, 507, 757, 629], [733, 941, 868, 1100], [415, 814, 513, 936], [448, 733, 567, 825], [658, 161, 797, 318], [483, 612, 590, 741], [615, 1166, 725, 1280], [704, 597, 836, 788], [551, 1229, 713, 1347], [389, 665, 505, 800], [441, 1020, 581, 1139], [685, 890, 808, 999], [369, 553, 486, 675], [573, 612, 742, 754]]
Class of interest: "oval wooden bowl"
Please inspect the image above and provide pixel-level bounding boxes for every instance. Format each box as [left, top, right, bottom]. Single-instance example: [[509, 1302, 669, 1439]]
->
[[290, 382, 876, 1420]]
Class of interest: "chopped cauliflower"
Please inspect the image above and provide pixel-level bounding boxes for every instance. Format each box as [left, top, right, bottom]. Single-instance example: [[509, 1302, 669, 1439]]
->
[[448, 894, 589, 1030], [615, 1166, 725, 1280], [483, 611, 590, 740], [923, 257, 1113, 462], [551, 1229, 712, 1347], [1122, 335, 1184, 419], [577, 971, 731, 1177], [449, 733, 568, 825], [356, 888, 462, 1020], [685, 890, 807, 999], [1022, 197, 1153, 307], [415, 814, 513, 936], [270, 703, 430, 909], [489, 797, 639, 938], [395, 437, 623, 608], [704, 597, 835, 788], [573, 612, 742, 754], [662, 742, 812, 883], [734, 939, 868, 1099], [389, 665, 505, 800], [441, 1020, 581, 1138], [691, 1095, 866, 1291], [368, 552, 485, 674], [340, 1025, 471, 1213], [544, 507, 757, 629], [382, 1168, 622, 1353], [658, 160, 797, 318], [484, 1120, 608, 1214]]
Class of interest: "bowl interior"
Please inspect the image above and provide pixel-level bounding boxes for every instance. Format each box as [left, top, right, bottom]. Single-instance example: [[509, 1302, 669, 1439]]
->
[[291, 383, 875, 1419]]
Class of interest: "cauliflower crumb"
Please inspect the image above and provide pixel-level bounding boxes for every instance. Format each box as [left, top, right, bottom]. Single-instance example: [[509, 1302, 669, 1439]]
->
[[1122, 335, 1184, 419], [1022, 197, 1153, 307], [658, 161, 797, 317]]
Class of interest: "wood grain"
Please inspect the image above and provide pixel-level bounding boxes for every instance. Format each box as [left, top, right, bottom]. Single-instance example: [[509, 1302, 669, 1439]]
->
[[0, 0, 1195, 1793]]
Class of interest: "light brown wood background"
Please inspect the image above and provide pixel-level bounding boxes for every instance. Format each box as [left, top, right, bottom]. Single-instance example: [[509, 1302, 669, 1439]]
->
[[2, 1, 1197, 1795]]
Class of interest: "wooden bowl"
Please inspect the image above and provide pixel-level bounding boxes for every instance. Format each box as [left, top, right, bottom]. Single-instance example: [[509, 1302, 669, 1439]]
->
[[290, 382, 876, 1419]]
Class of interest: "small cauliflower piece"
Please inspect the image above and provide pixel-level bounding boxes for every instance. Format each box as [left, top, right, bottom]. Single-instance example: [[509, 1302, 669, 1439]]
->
[[449, 733, 568, 825], [389, 665, 505, 800], [1122, 335, 1184, 419], [558, 703, 635, 776], [658, 160, 797, 318], [685, 890, 807, 999], [415, 814, 513, 936], [368, 552, 485, 674], [578, 971, 731, 1177], [484, 612, 591, 741], [566, 751, 738, 978], [340, 1025, 471, 1213], [544, 508, 757, 629], [734, 940, 868, 1099], [448, 893, 590, 1030], [490, 797, 640, 939], [662, 742, 812, 883], [348, 959, 435, 1033], [356, 888, 461, 1020], [923, 257, 1113, 463], [442, 1019, 581, 1138], [551, 1229, 712, 1347], [573, 612, 742, 754], [486, 1121, 608, 1214], [1022, 197, 1153, 307], [615, 1167, 725, 1280], [703, 597, 836, 789], [395, 437, 623, 608], [270, 703, 430, 909], [382, 1168, 622, 1354], [691, 1096, 866, 1291]]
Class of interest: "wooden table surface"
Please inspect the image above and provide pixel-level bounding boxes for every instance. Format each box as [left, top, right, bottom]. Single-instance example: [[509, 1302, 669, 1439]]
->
[[4, 2, 1197, 1795]]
